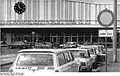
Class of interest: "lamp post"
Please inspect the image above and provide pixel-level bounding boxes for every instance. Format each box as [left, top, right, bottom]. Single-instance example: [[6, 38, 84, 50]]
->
[[32, 31, 35, 48], [113, 0, 117, 63]]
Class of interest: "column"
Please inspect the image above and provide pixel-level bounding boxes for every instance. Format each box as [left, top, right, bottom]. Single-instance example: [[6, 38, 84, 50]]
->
[[65, 1, 68, 20], [6, 33, 12, 44], [44, 0, 48, 20], [28, 0, 31, 20], [81, 2, 84, 23], [51, 0, 55, 20], [73, 2, 76, 20], [57, 0, 60, 20], [69, 2, 72, 20], [118, 32, 120, 48], [7, 0, 11, 20], [77, 33, 79, 43], [24, 0, 28, 20], [90, 33, 93, 43], [78, 2, 80, 21], [0, 28, 1, 55]]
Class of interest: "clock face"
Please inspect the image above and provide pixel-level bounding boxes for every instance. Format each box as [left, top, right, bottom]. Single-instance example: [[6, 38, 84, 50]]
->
[[14, 2, 26, 14]]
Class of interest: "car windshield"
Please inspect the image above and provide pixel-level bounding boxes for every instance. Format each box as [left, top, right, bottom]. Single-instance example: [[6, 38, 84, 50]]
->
[[16, 53, 53, 66], [70, 50, 86, 58]]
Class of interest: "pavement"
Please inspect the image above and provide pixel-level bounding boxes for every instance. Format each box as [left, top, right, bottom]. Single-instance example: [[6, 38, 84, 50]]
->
[[0, 54, 16, 66], [0, 48, 120, 72]]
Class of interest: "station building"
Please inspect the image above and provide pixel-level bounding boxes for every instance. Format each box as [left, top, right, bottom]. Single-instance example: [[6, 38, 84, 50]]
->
[[0, 0, 120, 47]]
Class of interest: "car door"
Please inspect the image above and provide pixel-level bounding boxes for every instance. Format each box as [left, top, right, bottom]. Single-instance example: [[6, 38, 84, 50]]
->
[[57, 52, 70, 72], [86, 50, 92, 66], [67, 51, 79, 72]]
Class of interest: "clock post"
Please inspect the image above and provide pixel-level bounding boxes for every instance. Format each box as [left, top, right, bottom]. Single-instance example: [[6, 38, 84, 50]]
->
[[97, 9, 114, 72]]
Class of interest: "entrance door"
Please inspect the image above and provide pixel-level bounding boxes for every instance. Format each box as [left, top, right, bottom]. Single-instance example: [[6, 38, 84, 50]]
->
[[65, 36, 71, 42], [52, 36, 60, 45]]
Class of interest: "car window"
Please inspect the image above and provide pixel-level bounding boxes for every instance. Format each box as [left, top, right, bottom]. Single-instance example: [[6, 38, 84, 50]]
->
[[86, 50, 91, 58], [69, 50, 79, 58], [68, 51, 74, 61], [17, 54, 53, 66], [58, 53, 66, 66], [64, 52, 71, 63], [89, 49, 94, 55]]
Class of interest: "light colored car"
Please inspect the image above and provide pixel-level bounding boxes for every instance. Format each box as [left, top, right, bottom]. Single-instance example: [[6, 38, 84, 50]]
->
[[65, 48, 93, 72], [81, 45, 105, 64], [79, 47, 97, 65], [9, 49, 80, 73]]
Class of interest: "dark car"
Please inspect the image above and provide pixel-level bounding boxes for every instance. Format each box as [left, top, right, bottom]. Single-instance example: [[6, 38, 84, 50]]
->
[[8, 41, 31, 49]]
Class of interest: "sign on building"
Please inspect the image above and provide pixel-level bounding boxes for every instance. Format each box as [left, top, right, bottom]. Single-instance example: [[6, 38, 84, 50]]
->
[[99, 30, 113, 37]]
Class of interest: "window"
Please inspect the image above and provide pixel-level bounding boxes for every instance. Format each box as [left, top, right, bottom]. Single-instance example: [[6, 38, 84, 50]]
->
[[68, 51, 74, 61], [86, 50, 91, 58], [58, 53, 66, 66], [64, 52, 71, 63]]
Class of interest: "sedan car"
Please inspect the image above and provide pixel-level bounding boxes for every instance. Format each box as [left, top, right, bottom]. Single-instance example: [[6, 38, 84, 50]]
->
[[8, 41, 31, 49], [9, 49, 80, 73], [81, 45, 105, 64], [65, 48, 93, 72]]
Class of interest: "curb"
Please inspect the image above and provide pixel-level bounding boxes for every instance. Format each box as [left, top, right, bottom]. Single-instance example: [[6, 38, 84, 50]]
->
[[0, 62, 13, 66], [0, 56, 16, 59]]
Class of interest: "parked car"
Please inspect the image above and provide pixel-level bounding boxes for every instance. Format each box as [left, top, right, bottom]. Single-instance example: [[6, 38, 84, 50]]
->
[[8, 41, 31, 49], [79, 46, 99, 69], [9, 49, 81, 72], [65, 48, 93, 72], [81, 45, 105, 64], [34, 42, 54, 48], [60, 42, 78, 48]]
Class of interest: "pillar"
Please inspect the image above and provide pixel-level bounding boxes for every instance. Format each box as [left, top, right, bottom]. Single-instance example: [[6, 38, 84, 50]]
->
[[118, 32, 120, 48], [6, 33, 12, 44], [0, 28, 1, 54]]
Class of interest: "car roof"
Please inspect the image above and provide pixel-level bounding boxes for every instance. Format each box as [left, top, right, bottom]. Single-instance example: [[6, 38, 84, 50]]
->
[[81, 45, 98, 48], [64, 48, 88, 51], [18, 49, 65, 54]]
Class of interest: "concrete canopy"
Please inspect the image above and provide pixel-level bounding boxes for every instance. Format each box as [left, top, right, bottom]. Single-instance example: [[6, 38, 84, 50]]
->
[[71, 0, 120, 4]]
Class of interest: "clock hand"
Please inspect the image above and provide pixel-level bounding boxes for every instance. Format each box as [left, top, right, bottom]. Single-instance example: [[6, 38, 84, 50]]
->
[[18, 3, 24, 11], [18, 3, 21, 9]]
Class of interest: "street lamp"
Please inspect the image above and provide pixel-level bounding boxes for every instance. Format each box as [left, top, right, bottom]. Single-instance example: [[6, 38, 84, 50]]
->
[[32, 31, 35, 48]]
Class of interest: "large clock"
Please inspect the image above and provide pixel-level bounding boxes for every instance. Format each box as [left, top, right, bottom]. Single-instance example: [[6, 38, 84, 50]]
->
[[14, 2, 26, 14]]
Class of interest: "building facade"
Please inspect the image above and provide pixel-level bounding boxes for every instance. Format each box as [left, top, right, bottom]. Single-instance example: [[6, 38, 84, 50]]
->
[[0, 0, 120, 47]]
